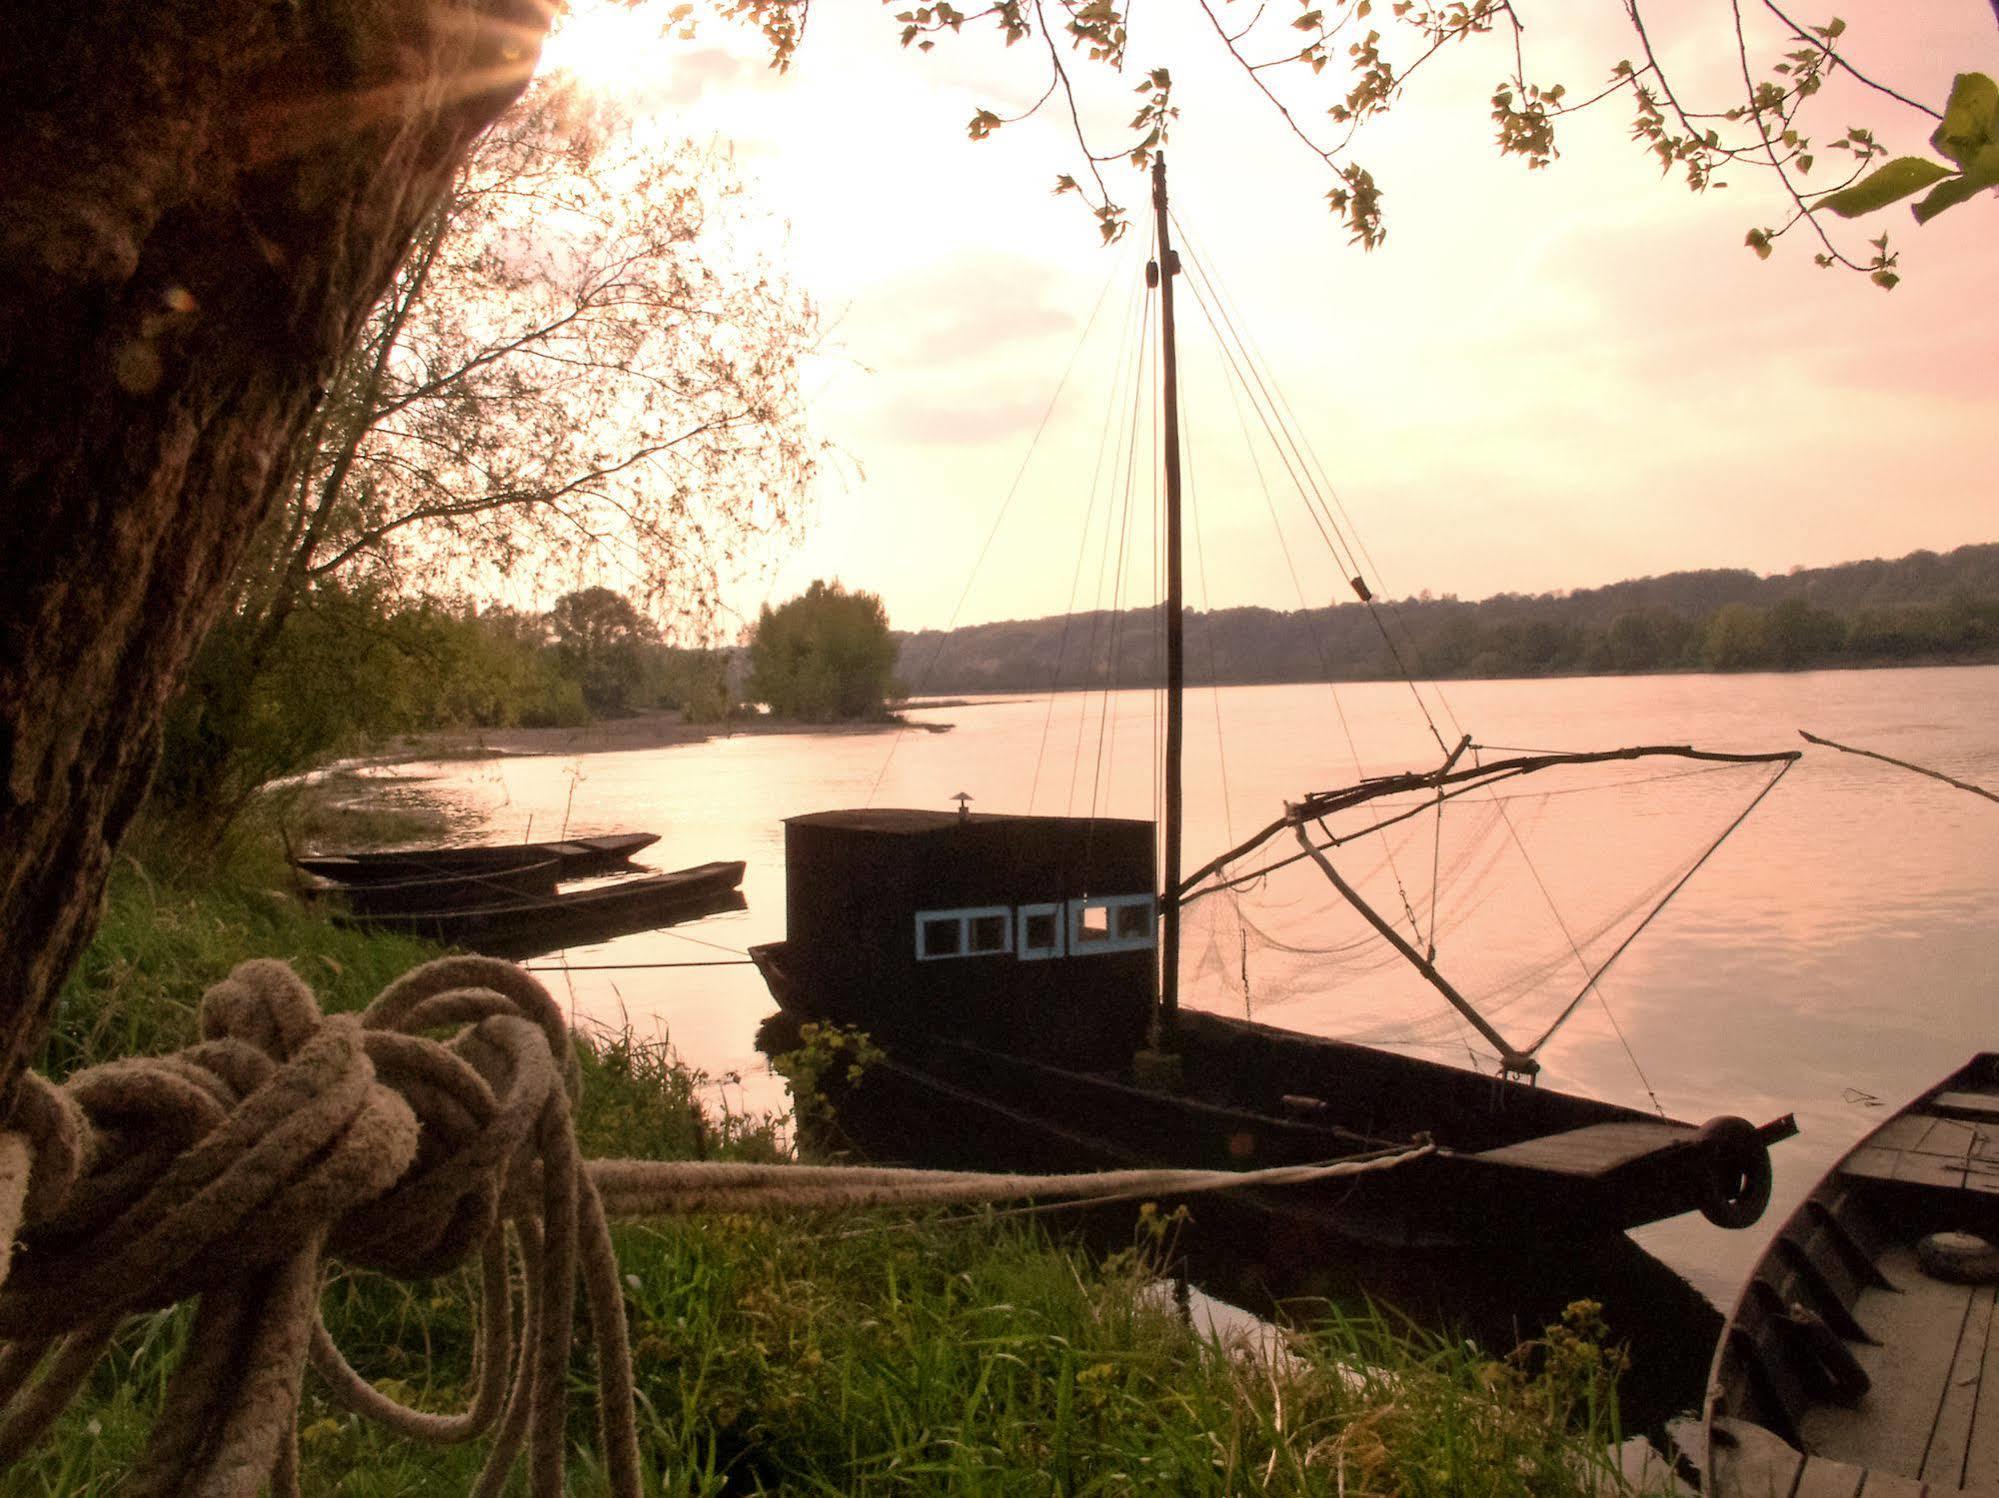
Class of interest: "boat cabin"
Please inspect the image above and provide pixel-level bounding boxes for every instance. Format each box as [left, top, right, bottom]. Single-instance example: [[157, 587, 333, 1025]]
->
[[781, 809, 1157, 1068]]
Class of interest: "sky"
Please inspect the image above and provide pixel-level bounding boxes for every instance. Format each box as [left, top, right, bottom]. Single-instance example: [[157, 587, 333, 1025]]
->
[[539, 1, 1998, 638]]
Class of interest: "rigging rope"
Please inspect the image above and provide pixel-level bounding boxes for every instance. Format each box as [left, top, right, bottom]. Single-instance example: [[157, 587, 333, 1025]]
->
[[1186, 276, 1428, 949], [1031, 264, 1148, 812], [865, 244, 1134, 810], [0, 955, 1434, 1497], [1170, 222, 1449, 759]]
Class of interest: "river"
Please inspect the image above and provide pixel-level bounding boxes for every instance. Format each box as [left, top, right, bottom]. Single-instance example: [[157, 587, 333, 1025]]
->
[[373, 663, 1996, 1316]]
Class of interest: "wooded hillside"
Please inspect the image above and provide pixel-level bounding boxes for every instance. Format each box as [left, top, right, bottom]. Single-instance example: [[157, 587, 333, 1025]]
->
[[895, 544, 1999, 694]]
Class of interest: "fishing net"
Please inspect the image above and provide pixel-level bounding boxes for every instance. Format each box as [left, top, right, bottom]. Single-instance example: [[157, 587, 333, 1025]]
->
[[1175, 752, 1791, 1069]]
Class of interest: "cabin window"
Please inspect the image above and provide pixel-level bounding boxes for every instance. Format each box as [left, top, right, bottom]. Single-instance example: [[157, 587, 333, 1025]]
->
[[1016, 903, 1065, 961], [914, 906, 1014, 961], [1066, 895, 1156, 955]]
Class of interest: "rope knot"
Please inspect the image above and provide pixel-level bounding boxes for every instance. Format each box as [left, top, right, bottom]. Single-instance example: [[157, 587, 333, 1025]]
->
[[0, 955, 636, 1498]]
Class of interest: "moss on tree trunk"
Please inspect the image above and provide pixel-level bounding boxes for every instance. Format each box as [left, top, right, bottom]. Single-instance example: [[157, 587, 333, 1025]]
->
[[0, 0, 545, 1099]]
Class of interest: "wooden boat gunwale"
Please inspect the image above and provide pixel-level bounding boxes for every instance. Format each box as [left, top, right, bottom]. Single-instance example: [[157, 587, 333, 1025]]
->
[[1700, 1053, 1999, 1497], [313, 856, 562, 916], [750, 937, 1795, 1249], [296, 831, 660, 883], [340, 859, 747, 959]]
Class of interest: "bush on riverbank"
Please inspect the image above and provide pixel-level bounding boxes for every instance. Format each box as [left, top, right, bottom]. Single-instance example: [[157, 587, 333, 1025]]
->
[[19, 849, 1674, 1495]]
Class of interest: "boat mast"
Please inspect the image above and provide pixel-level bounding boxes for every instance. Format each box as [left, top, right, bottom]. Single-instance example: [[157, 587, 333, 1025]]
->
[[1151, 154, 1185, 1046]]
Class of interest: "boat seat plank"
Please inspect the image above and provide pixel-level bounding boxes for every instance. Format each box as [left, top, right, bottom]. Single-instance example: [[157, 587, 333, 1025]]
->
[[1871, 1115, 1981, 1161], [1922, 1281, 1996, 1487], [1855, 1473, 1927, 1497], [1794, 1455, 1866, 1498], [1713, 1415, 1807, 1498], [1933, 1093, 1999, 1125], [1800, 1248, 1981, 1480], [1472, 1121, 1695, 1177]]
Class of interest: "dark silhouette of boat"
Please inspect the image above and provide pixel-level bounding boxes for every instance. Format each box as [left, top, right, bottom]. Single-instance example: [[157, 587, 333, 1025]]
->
[[319, 855, 562, 917], [296, 830, 659, 884], [748, 157, 1801, 1253], [343, 860, 746, 960], [748, 807, 1793, 1250], [1694, 1055, 1999, 1497]]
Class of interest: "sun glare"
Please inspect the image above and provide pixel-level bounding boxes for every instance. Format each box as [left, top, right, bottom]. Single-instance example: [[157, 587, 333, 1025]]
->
[[542, 1, 686, 97]]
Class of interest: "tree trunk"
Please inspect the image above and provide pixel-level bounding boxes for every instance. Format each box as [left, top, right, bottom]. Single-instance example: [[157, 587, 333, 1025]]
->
[[0, 0, 545, 1100]]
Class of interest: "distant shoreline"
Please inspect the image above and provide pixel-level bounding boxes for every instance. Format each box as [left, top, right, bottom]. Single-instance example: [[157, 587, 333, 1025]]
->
[[896, 651, 1999, 700], [356, 707, 950, 769]]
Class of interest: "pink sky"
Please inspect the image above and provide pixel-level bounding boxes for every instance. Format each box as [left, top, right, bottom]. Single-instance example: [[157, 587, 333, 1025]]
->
[[544, 2, 1998, 637]]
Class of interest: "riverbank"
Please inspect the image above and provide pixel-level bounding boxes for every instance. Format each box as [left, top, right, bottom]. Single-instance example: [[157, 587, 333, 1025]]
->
[[24, 826, 1679, 1494], [355, 705, 951, 768]]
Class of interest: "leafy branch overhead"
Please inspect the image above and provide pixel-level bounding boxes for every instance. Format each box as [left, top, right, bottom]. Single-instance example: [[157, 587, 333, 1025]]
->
[[720, 0, 1992, 282], [1815, 73, 1999, 227]]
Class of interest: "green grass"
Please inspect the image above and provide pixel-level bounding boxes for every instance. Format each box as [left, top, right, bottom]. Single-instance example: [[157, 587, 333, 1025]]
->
[[11, 832, 1677, 1497]]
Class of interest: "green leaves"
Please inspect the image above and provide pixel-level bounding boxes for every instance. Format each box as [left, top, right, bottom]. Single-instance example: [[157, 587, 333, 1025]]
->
[[1931, 70, 1998, 167], [1816, 72, 1999, 227], [1817, 155, 1953, 217]]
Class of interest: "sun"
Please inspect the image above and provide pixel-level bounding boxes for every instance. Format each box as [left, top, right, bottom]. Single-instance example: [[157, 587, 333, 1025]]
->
[[541, 0, 689, 98]]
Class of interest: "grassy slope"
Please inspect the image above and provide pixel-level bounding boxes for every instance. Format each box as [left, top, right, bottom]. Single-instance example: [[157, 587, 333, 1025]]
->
[[13, 840, 1672, 1496]]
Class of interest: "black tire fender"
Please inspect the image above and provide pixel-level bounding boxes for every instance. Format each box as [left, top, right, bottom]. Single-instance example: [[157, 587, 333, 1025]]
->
[[1784, 1302, 1871, 1405], [1696, 1115, 1773, 1229], [1917, 1230, 1999, 1285]]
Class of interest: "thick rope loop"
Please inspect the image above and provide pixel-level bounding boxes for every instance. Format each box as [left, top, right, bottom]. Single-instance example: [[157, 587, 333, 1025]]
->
[[0, 955, 638, 1498], [0, 952, 1437, 1497]]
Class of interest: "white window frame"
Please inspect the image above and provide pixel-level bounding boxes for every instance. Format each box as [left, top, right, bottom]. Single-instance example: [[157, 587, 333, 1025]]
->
[[1066, 894, 1157, 956], [914, 905, 1015, 962], [1015, 902, 1066, 962]]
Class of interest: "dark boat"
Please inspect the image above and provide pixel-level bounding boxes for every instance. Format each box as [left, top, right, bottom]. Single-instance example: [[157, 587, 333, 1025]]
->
[[296, 831, 659, 883], [344, 860, 746, 959], [747, 155, 1801, 1253], [1696, 1056, 1999, 1497], [749, 808, 1794, 1249], [310, 855, 561, 917]]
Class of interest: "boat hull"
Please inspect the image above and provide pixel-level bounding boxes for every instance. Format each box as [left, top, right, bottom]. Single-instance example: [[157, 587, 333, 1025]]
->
[[297, 831, 660, 884], [750, 939, 1786, 1251], [1699, 1055, 1999, 1497], [345, 860, 746, 959]]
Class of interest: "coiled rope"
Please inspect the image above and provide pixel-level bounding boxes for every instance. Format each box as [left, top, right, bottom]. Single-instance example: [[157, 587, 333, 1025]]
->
[[0, 955, 1431, 1496]]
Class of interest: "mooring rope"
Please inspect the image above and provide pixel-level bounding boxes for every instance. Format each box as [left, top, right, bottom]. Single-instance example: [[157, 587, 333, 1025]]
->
[[0, 955, 1432, 1496]]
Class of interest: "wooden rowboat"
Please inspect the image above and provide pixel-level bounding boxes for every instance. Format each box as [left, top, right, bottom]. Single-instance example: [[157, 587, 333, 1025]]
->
[[314, 857, 560, 917], [340, 860, 747, 960], [1698, 1055, 1999, 1497], [296, 831, 659, 884]]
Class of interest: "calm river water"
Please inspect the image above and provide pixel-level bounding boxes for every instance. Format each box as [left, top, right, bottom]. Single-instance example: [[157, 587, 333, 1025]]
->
[[377, 664, 1996, 1311]]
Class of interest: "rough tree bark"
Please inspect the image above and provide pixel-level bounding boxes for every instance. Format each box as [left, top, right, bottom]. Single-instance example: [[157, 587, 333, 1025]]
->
[[0, 0, 548, 1102]]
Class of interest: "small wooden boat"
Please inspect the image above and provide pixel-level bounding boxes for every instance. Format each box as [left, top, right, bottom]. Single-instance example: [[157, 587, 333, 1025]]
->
[[296, 831, 659, 884], [313, 856, 561, 917], [343, 860, 746, 959], [1698, 1055, 1999, 1497]]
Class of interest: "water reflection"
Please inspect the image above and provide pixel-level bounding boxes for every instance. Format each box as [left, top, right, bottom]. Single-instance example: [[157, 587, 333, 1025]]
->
[[374, 664, 1997, 1380]]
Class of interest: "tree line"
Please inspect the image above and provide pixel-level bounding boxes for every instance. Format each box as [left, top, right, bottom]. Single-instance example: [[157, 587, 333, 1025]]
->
[[894, 544, 1999, 695]]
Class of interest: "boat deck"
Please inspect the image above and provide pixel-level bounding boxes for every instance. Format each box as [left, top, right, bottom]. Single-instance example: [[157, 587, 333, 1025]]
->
[[1476, 1120, 1697, 1175], [1710, 1069, 1999, 1498], [1842, 1104, 1999, 1196], [1790, 1245, 1999, 1492]]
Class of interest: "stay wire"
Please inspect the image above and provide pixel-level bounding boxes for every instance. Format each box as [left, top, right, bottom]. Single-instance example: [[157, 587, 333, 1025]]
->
[[1521, 755, 1798, 1064], [1171, 217, 1452, 755], [864, 244, 1133, 808], [1073, 291, 1152, 817], [1086, 293, 1153, 832], [1189, 276, 1427, 948], [1182, 393, 1236, 852], [1031, 265, 1150, 811]]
